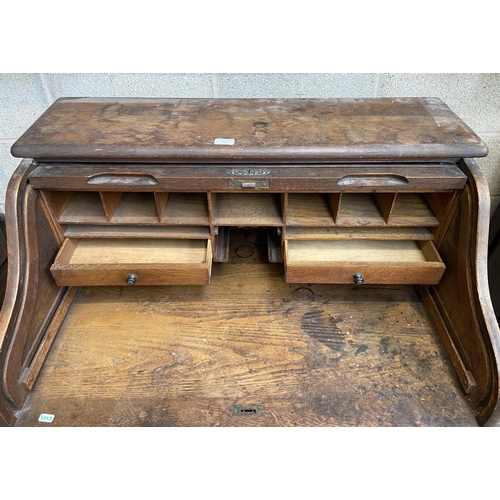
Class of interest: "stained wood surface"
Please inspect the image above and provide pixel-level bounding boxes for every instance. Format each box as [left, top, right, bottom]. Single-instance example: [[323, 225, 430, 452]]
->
[[389, 194, 439, 226], [12, 98, 487, 162], [286, 194, 336, 226], [0, 160, 68, 420], [29, 163, 469, 192], [64, 225, 211, 239], [58, 238, 209, 265], [111, 192, 158, 224], [428, 159, 500, 426], [213, 193, 283, 226], [337, 194, 386, 226], [161, 193, 209, 225], [49, 188, 445, 230], [59, 192, 106, 224], [284, 240, 445, 285], [15, 228, 476, 426], [99, 191, 122, 222], [50, 238, 212, 287], [286, 240, 429, 263], [284, 226, 434, 241]]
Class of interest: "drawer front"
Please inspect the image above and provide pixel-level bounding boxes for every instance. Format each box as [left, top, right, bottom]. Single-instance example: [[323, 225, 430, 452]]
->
[[284, 240, 445, 285], [50, 238, 212, 286]]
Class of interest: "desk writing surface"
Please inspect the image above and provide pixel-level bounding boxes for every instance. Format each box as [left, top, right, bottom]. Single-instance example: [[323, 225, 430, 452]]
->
[[11, 97, 488, 163]]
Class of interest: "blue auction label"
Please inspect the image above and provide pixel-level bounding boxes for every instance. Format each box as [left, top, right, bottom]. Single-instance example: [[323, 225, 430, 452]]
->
[[38, 413, 55, 423]]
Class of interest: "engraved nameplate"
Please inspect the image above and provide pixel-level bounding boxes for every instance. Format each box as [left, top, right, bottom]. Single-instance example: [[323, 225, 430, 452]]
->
[[227, 168, 271, 176]]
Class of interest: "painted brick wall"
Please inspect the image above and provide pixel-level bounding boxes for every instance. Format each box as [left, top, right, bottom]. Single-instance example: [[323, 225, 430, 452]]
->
[[1, 73, 499, 213]]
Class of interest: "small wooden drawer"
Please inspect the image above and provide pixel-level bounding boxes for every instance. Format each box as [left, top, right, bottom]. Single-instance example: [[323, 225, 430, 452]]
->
[[50, 238, 212, 286], [284, 239, 445, 285]]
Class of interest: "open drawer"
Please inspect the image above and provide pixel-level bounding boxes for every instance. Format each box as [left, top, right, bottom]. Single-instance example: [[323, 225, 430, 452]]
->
[[50, 238, 212, 286], [284, 239, 445, 285]]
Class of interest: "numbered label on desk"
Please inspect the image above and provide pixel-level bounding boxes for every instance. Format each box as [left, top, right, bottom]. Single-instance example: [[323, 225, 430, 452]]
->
[[214, 138, 235, 145], [38, 413, 55, 423]]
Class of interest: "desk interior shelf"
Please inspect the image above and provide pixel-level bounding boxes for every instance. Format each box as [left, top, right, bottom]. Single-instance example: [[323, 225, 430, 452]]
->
[[212, 193, 283, 226], [58, 192, 107, 224], [40, 185, 458, 273], [286, 193, 339, 226]]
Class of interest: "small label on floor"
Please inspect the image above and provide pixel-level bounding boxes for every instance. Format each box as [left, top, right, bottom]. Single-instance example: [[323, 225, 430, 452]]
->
[[38, 413, 55, 423], [214, 138, 235, 145]]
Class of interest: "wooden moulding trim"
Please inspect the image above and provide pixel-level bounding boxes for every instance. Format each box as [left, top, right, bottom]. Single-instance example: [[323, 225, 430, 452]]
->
[[20, 287, 77, 389], [28, 164, 469, 194], [0, 159, 38, 426], [12, 146, 489, 163], [1, 159, 70, 422], [418, 285, 478, 396], [461, 159, 500, 426], [427, 159, 500, 426]]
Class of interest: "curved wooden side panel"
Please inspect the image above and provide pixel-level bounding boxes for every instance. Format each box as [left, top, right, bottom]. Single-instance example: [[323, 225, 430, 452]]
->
[[0, 159, 73, 426], [422, 158, 500, 426]]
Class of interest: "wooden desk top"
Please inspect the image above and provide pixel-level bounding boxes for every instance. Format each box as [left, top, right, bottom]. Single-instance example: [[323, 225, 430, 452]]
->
[[11, 97, 487, 163]]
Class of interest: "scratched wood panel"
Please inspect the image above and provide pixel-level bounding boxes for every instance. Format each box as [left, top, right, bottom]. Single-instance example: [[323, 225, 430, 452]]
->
[[11, 98, 488, 162], [15, 228, 477, 426]]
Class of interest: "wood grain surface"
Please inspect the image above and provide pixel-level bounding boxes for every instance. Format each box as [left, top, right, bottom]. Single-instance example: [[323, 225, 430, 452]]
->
[[50, 238, 212, 287], [11, 98, 487, 162], [284, 226, 434, 241], [15, 228, 477, 426], [28, 163, 469, 192]]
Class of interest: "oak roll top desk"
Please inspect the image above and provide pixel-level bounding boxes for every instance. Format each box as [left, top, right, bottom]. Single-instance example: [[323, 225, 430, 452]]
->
[[1, 97, 499, 426]]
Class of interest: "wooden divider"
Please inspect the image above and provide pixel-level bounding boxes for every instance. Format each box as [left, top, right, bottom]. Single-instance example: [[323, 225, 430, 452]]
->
[[40, 189, 456, 268]]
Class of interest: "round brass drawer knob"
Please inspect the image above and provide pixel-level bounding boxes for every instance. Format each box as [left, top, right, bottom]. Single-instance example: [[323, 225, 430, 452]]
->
[[126, 273, 137, 286], [353, 273, 364, 285]]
